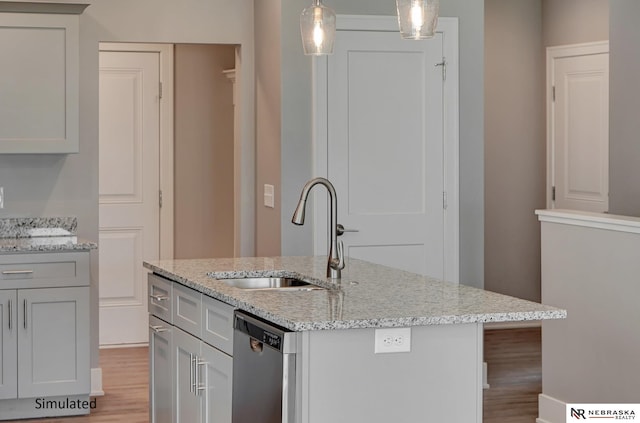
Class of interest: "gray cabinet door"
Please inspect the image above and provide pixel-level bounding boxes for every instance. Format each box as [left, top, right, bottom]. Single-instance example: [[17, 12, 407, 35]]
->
[[0, 290, 17, 400], [173, 327, 201, 423], [17, 287, 90, 398], [149, 315, 173, 423], [200, 342, 232, 423]]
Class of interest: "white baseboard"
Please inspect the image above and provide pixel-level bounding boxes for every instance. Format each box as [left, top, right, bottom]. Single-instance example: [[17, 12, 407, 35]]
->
[[484, 320, 542, 330], [99, 342, 148, 349], [538, 393, 566, 423], [91, 367, 104, 397]]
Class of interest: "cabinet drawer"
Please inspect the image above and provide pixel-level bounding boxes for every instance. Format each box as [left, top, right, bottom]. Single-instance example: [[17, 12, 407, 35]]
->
[[201, 295, 234, 356], [148, 274, 172, 323], [172, 283, 201, 337], [0, 252, 89, 289]]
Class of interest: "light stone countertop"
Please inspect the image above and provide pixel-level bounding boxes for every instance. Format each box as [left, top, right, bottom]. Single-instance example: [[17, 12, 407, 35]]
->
[[144, 256, 566, 331], [0, 217, 97, 252]]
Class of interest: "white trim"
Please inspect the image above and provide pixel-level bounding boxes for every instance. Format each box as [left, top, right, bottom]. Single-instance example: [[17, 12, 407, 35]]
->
[[312, 16, 459, 283], [546, 41, 609, 210], [536, 209, 640, 233], [537, 393, 567, 423], [90, 367, 104, 397], [99, 42, 175, 260], [99, 342, 149, 349]]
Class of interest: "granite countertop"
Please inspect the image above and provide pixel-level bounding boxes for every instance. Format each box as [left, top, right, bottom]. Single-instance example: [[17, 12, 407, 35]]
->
[[0, 217, 97, 252], [144, 256, 566, 331]]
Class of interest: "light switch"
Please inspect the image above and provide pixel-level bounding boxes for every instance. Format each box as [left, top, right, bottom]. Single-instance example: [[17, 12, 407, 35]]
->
[[264, 184, 275, 208]]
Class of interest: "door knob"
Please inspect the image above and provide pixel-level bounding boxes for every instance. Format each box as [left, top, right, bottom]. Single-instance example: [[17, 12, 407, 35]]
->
[[336, 224, 359, 236]]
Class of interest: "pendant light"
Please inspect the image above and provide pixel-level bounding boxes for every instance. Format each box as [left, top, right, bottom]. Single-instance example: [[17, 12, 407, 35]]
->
[[396, 0, 439, 40], [300, 0, 336, 55]]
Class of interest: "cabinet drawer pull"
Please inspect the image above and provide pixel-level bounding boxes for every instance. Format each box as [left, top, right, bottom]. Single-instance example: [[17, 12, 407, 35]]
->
[[149, 294, 169, 302], [2, 270, 34, 275], [196, 358, 207, 395], [149, 324, 169, 333], [7, 299, 12, 331], [23, 299, 27, 329], [189, 353, 196, 393]]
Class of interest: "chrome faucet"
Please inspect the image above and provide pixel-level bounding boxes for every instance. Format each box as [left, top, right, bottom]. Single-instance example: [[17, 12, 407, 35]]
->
[[292, 177, 345, 279]]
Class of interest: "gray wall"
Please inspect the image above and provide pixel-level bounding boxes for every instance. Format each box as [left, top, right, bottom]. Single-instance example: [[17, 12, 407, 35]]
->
[[255, 0, 282, 257], [0, 0, 254, 370], [609, 0, 640, 216], [542, 0, 609, 46], [483, 0, 608, 302], [277, 0, 486, 289], [174, 44, 235, 259], [485, 0, 544, 302]]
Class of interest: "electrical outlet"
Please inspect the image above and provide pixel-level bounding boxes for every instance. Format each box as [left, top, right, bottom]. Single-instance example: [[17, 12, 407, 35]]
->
[[0, 186, 4, 209], [374, 327, 411, 354]]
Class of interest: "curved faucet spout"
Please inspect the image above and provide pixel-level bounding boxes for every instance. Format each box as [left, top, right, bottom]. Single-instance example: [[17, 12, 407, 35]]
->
[[291, 177, 345, 279]]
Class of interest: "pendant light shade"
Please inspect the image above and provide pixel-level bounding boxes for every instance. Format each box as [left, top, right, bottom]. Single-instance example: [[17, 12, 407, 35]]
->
[[300, 0, 336, 55], [396, 0, 439, 40]]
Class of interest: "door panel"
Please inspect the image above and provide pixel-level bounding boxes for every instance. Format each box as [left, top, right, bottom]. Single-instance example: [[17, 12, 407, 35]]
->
[[200, 342, 232, 423], [173, 327, 201, 423], [99, 49, 160, 345], [0, 290, 17, 400], [18, 287, 90, 398], [149, 316, 173, 423], [327, 29, 444, 279], [551, 46, 609, 212]]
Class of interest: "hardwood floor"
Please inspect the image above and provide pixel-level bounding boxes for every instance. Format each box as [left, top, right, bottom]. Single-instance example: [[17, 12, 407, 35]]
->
[[8, 328, 541, 422]]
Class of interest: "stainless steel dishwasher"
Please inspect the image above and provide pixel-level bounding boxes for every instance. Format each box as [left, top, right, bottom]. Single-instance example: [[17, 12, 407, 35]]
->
[[232, 311, 298, 423]]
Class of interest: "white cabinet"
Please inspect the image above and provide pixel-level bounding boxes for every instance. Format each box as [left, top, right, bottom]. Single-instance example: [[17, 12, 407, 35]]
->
[[0, 252, 90, 420], [149, 315, 173, 423], [0, 4, 88, 153], [18, 287, 90, 398], [148, 274, 233, 423], [0, 290, 17, 400]]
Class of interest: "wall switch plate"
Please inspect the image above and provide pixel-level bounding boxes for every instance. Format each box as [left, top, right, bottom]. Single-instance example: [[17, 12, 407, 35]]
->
[[0, 187, 4, 209], [374, 327, 411, 354], [263, 184, 275, 208]]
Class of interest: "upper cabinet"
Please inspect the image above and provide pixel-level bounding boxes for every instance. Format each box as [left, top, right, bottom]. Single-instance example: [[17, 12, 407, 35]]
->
[[0, 2, 89, 154]]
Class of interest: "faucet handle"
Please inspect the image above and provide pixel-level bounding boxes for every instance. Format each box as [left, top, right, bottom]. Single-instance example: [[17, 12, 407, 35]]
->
[[335, 240, 345, 270]]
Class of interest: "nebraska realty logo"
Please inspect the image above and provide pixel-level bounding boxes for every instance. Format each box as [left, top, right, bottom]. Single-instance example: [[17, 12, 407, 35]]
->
[[567, 404, 639, 420]]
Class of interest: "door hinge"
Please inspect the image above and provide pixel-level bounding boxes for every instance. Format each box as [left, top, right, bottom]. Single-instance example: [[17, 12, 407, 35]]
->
[[552, 85, 555, 102], [552, 186, 556, 202], [159, 82, 163, 99], [159, 190, 163, 208], [435, 58, 447, 81], [443, 191, 448, 210]]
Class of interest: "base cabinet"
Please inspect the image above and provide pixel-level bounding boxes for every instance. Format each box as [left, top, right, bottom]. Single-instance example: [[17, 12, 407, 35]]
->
[[0, 252, 91, 421], [149, 274, 233, 423]]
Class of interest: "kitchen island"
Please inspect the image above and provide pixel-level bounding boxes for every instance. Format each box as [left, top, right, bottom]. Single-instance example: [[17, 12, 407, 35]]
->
[[144, 256, 565, 423]]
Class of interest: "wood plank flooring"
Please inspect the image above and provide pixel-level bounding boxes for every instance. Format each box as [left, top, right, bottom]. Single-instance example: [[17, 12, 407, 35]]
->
[[7, 328, 541, 422]]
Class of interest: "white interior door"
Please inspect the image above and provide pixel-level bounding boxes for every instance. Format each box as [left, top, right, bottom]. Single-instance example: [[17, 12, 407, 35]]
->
[[548, 42, 609, 212], [99, 49, 161, 345], [314, 16, 458, 281]]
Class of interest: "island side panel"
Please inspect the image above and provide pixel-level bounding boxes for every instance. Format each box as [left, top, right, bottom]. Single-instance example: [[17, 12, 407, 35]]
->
[[299, 324, 483, 423]]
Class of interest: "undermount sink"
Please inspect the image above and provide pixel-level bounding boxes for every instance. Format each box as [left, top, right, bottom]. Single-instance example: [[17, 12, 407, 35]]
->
[[220, 277, 325, 291]]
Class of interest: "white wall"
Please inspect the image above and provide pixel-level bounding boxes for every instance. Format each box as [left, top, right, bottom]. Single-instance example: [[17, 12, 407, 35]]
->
[[542, 0, 609, 46], [539, 212, 640, 418]]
